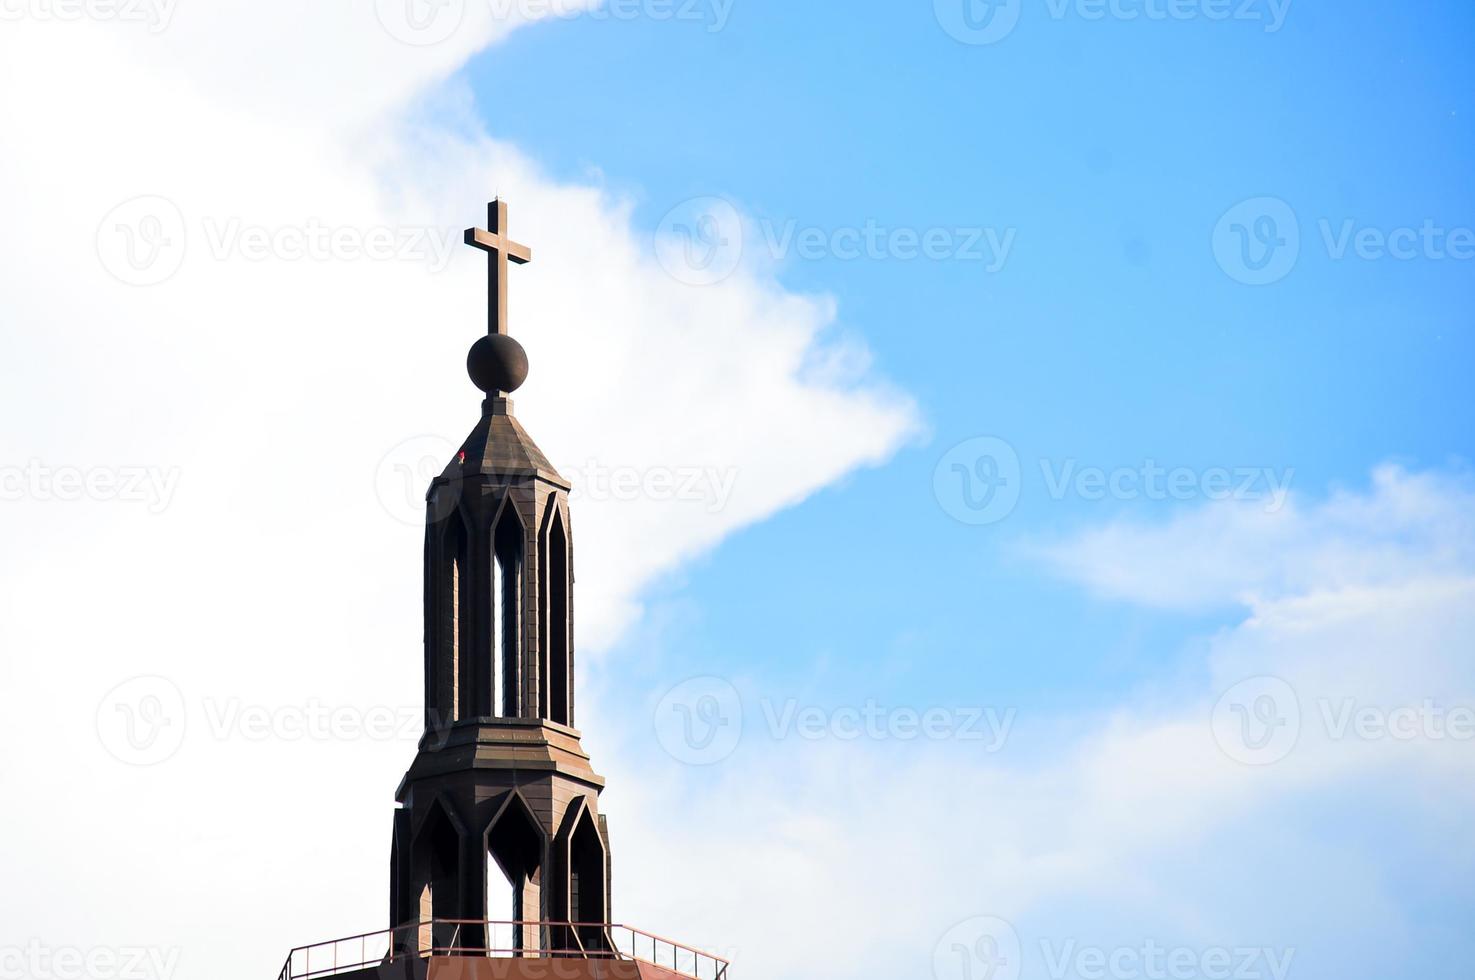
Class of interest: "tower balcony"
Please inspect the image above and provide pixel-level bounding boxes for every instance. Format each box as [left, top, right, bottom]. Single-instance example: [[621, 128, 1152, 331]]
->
[[275, 920, 729, 980]]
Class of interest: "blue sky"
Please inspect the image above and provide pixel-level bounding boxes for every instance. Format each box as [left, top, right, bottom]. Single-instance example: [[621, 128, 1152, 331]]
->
[[460, 2, 1475, 706], [455, 3, 1475, 974]]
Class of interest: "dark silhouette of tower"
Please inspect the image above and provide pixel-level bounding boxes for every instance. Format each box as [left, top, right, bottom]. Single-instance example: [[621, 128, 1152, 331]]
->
[[274, 201, 727, 980], [388, 200, 612, 959]]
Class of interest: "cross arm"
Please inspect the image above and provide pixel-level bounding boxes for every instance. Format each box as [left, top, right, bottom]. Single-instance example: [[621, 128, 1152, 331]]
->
[[464, 227, 533, 264]]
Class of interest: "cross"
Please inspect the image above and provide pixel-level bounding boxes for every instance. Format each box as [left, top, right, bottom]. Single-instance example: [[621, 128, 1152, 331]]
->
[[464, 199, 533, 337]]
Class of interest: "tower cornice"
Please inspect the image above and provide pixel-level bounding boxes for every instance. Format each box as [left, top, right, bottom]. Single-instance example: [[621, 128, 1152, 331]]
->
[[396, 720, 606, 799]]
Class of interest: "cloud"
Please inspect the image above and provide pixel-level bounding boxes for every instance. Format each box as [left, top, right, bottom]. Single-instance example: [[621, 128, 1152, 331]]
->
[[0, 7, 916, 977], [1026, 464, 1475, 611], [0, 11, 918, 643], [601, 467, 1475, 978]]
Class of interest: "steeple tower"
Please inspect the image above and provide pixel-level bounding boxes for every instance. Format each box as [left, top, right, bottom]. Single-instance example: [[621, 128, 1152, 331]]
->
[[271, 200, 729, 980], [389, 199, 611, 959]]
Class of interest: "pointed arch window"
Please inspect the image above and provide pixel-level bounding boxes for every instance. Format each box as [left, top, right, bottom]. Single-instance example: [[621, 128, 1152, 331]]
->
[[414, 802, 462, 955], [492, 505, 523, 718], [486, 794, 544, 955], [542, 506, 570, 726], [567, 805, 607, 948], [441, 510, 473, 724]]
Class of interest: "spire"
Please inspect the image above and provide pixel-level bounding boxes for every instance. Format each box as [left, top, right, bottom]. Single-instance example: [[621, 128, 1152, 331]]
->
[[440, 199, 565, 481], [464, 199, 533, 400], [272, 198, 731, 980], [390, 197, 608, 952]]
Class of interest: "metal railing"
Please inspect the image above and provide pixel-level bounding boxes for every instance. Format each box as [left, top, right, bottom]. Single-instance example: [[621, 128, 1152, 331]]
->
[[276, 920, 728, 980], [607, 924, 728, 980]]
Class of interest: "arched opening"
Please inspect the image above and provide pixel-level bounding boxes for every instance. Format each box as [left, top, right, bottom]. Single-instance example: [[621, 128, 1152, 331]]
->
[[486, 794, 544, 957], [438, 510, 473, 725], [542, 505, 570, 726], [564, 803, 607, 954], [412, 802, 463, 956], [492, 505, 523, 718]]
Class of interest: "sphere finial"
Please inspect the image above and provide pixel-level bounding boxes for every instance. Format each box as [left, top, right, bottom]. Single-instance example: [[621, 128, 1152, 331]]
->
[[467, 334, 529, 394]]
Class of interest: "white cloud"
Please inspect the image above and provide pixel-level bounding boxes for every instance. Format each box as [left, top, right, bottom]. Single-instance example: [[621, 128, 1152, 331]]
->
[[1027, 464, 1475, 611], [0, 12, 919, 640], [0, 8, 916, 978], [599, 468, 1475, 978]]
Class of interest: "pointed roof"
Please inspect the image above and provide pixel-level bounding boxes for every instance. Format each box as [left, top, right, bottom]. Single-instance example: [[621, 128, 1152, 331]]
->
[[438, 399, 569, 488]]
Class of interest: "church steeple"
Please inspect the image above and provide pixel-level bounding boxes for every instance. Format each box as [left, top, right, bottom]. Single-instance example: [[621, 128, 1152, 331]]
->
[[390, 199, 608, 958], [270, 200, 729, 980]]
